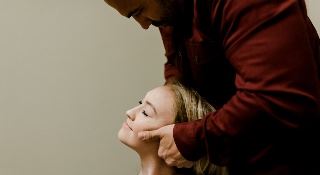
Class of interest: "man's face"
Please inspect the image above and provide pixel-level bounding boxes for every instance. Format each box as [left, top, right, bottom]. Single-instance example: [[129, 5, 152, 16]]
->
[[104, 0, 175, 29]]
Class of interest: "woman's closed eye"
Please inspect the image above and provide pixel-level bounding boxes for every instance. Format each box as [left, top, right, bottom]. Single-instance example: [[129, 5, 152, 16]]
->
[[142, 110, 149, 117], [139, 100, 150, 117]]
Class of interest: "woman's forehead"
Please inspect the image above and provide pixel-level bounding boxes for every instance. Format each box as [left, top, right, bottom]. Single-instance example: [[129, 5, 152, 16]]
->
[[145, 86, 173, 100], [145, 86, 175, 115]]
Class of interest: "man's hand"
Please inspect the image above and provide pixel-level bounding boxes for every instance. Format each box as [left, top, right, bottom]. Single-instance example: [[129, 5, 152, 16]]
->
[[138, 124, 194, 168]]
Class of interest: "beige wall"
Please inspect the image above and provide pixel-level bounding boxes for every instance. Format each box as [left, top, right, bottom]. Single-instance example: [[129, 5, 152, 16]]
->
[[0, 1, 164, 175], [307, 0, 320, 31], [0, 0, 319, 175]]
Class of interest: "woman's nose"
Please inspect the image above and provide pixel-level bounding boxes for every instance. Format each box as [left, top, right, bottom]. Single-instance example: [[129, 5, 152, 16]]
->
[[126, 112, 133, 121], [126, 107, 136, 120]]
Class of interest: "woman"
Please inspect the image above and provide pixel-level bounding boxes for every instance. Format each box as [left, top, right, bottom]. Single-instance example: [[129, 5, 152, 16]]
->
[[118, 83, 227, 175]]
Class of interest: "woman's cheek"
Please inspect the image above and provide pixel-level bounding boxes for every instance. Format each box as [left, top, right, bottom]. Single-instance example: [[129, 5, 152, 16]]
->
[[132, 121, 147, 133]]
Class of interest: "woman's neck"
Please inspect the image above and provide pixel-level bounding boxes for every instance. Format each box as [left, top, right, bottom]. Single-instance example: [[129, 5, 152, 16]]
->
[[138, 153, 176, 175]]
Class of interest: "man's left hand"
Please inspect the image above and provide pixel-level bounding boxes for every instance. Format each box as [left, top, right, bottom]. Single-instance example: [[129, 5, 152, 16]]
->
[[138, 124, 194, 168]]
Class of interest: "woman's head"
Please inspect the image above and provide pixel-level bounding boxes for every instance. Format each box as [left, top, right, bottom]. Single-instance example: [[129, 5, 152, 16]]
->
[[118, 84, 214, 150], [118, 83, 221, 174]]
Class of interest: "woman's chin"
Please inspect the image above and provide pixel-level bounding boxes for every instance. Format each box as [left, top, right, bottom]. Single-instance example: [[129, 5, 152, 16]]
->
[[117, 128, 129, 144], [117, 127, 140, 149], [117, 124, 158, 153]]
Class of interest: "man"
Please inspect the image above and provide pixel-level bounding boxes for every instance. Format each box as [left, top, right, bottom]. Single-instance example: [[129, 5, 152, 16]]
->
[[104, 0, 320, 174]]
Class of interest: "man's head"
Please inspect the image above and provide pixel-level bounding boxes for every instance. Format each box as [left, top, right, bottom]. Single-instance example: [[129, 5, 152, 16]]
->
[[104, 0, 176, 29]]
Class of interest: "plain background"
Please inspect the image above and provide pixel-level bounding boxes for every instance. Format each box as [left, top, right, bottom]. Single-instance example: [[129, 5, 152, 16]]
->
[[0, 0, 318, 175]]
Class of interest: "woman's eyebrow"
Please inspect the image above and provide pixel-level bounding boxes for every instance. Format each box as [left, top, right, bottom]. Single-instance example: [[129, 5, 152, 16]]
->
[[146, 100, 157, 114]]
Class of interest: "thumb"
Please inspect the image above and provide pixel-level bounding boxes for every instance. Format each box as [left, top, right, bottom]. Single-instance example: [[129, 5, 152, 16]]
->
[[138, 129, 160, 141]]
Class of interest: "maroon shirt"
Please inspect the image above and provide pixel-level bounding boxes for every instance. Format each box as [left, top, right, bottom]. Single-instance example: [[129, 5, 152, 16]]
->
[[160, 0, 320, 175]]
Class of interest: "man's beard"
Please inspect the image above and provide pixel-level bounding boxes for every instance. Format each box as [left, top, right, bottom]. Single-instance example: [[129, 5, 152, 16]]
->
[[151, 16, 172, 27]]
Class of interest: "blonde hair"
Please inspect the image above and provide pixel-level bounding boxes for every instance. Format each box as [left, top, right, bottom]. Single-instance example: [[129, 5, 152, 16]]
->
[[166, 83, 228, 175]]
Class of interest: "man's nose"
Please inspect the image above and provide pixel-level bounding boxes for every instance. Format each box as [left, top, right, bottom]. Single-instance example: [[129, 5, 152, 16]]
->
[[133, 16, 152, 29]]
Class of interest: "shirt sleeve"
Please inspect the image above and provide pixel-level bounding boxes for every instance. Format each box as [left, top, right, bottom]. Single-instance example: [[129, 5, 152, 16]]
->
[[159, 26, 183, 83], [173, 0, 320, 164]]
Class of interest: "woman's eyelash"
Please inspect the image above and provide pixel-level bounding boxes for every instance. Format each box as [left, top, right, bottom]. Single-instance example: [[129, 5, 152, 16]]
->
[[142, 110, 149, 117], [139, 100, 142, 104]]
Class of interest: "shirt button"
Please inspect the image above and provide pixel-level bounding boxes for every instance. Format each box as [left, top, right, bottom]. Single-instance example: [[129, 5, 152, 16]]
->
[[195, 56, 199, 64]]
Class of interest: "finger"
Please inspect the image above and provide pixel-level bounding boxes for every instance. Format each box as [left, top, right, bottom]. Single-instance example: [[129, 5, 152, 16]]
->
[[158, 142, 169, 161], [181, 161, 194, 168], [176, 163, 184, 169], [158, 146, 164, 158], [175, 160, 194, 168], [138, 130, 160, 141], [165, 158, 176, 167]]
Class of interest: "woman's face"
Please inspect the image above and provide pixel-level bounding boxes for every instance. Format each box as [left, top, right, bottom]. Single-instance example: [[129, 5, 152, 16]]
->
[[118, 86, 176, 150]]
